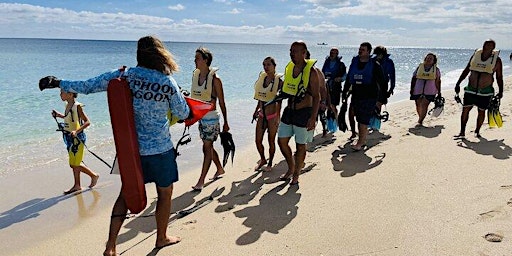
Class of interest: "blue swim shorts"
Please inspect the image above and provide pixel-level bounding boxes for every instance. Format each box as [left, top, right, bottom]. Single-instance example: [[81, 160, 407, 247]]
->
[[278, 122, 314, 144], [140, 149, 178, 188]]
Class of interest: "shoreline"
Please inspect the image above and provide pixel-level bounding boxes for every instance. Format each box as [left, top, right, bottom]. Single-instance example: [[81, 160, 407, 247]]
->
[[1, 76, 511, 255]]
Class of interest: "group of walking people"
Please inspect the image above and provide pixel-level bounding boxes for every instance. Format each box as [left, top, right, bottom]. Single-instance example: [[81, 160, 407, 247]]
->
[[38, 36, 504, 255], [40, 36, 233, 256]]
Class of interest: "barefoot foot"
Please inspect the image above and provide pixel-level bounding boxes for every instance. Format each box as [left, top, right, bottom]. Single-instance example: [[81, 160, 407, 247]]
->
[[89, 174, 99, 188], [211, 169, 225, 180], [191, 185, 203, 192], [279, 171, 293, 181], [155, 236, 182, 249], [254, 159, 267, 171]]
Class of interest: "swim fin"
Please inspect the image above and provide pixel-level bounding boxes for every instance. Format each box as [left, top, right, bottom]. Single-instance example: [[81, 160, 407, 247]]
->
[[430, 105, 443, 117], [494, 110, 503, 128], [219, 132, 235, 167], [264, 92, 292, 107], [337, 100, 348, 132], [428, 96, 445, 117], [326, 110, 338, 133], [369, 115, 381, 130], [488, 109, 497, 128], [488, 96, 502, 128]]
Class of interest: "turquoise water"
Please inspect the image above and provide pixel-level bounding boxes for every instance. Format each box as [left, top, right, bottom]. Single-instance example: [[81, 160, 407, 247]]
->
[[0, 38, 510, 176]]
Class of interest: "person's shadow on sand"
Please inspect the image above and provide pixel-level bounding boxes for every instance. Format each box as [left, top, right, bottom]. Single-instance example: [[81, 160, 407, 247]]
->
[[366, 130, 392, 147], [215, 158, 314, 213], [215, 171, 266, 213], [408, 125, 444, 138], [117, 188, 227, 255], [307, 133, 336, 152], [331, 141, 386, 177], [457, 137, 512, 160], [233, 183, 301, 245], [117, 187, 210, 246], [0, 189, 95, 230]]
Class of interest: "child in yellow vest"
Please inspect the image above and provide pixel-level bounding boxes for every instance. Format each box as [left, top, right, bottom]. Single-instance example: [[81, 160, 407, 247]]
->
[[52, 89, 99, 194]]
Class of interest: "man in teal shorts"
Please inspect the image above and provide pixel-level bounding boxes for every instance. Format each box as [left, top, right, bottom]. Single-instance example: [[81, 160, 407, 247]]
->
[[454, 39, 503, 138], [277, 41, 320, 186]]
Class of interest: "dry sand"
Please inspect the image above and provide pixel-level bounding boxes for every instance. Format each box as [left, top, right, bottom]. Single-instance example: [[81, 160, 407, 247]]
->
[[1, 77, 511, 256]]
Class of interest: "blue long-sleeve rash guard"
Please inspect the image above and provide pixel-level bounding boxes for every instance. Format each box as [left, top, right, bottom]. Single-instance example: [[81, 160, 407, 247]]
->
[[60, 66, 190, 156]]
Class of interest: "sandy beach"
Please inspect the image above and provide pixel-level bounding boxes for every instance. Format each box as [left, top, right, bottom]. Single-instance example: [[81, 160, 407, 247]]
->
[[1, 77, 511, 256]]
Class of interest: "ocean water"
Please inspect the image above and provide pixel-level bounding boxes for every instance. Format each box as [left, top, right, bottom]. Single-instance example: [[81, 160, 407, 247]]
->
[[0, 38, 510, 177]]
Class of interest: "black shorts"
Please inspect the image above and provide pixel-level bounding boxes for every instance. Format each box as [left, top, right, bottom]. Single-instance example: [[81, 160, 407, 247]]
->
[[351, 99, 377, 125], [378, 93, 388, 105], [327, 80, 342, 105], [410, 94, 435, 102], [463, 93, 492, 110]]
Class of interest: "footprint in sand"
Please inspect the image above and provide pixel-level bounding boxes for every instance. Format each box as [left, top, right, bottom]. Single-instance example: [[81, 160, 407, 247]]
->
[[478, 209, 505, 220], [184, 220, 197, 225], [181, 219, 197, 230], [483, 232, 503, 242]]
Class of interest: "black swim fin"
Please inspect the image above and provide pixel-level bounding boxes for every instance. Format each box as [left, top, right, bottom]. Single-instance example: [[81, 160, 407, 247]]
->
[[219, 132, 235, 167], [264, 92, 292, 107], [337, 100, 348, 132]]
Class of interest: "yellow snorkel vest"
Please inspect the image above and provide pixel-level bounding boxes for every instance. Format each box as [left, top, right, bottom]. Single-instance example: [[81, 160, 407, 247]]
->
[[191, 67, 218, 102], [63, 102, 83, 132], [469, 48, 499, 74], [282, 59, 317, 96], [253, 71, 282, 102], [415, 63, 437, 80]]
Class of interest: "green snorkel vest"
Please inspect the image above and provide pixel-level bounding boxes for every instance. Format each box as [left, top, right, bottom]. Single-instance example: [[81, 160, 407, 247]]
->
[[282, 59, 317, 97]]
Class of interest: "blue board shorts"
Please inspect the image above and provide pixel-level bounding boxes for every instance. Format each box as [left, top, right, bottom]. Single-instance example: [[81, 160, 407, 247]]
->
[[140, 149, 178, 188], [63, 132, 86, 166]]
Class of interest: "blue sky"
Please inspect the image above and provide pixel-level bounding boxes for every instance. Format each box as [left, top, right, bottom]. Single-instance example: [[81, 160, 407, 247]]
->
[[1, 1, 511, 49]]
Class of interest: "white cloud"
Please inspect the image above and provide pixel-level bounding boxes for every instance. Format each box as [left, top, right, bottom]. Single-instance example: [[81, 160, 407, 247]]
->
[[214, 0, 243, 5], [0, 3, 173, 26], [300, 0, 349, 7], [228, 8, 241, 14], [286, 15, 304, 20], [168, 4, 185, 11], [0, 2, 510, 48], [308, 0, 512, 26]]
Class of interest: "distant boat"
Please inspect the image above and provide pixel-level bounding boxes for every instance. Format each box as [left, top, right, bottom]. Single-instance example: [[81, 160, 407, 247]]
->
[[317, 42, 328, 46]]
